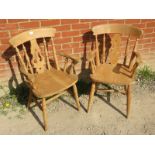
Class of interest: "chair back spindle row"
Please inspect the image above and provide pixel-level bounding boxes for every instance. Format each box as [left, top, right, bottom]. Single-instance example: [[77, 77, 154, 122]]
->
[[9, 28, 59, 75], [92, 24, 142, 67]]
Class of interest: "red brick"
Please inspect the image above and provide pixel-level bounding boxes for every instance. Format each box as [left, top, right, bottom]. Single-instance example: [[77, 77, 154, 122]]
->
[[108, 20, 124, 24], [19, 22, 39, 29], [61, 19, 79, 24], [150, 47, 155, 51], [41, 20, 60, 26], [80, 29, 91, 35], [48, 45, 61, 51], [138, 49, 149, 53], [143, 28, 154, 33], [30, 19, 46, 22], [55, 25, 71, 31], [73, 36, 82, 42], [62, 43, 79, 49], [143, 43, 155, 48], [7, 19, 29, 23], [144, 33, 155, 38], [54, 38, 71, 44], [71, 43, 80, 48], [0, 63, 10, 70], [55, 32, 61, 38], [141, 19, 154, 23], [62, 44, 71, 49], [0, 32, 9, 38], [0, 69, 11, 77], [147, 22, 155, 27], [151, 38, 155, 42], [0, 23, 18, 30], [91, 20, 108, 27], [62, 31, 79, 37], [137, 44, 143, 49], [125, 19, 140, 24], [98, 19, 108, 22], [138, 38, 151, 44], [72, 23, 90, 30], [134, 23, 146, 29], [10, 30, 24, 37], [55, 45, 61, 50], [79, 42, 85, 47], [0, 44, 10, 51], [58, 49, 72, 54], [0, 19, 7, 23], [80, 19, 98, 22], [73, 47, 84, 53], [0, 38, 10, 44]]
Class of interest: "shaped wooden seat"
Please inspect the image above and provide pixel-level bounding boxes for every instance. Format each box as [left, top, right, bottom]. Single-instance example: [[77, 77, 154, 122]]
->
[[29, 69, 78, 98], [9, 28, 80, 131], [90, 63, 134, 85], [87, 24, 143, 118]]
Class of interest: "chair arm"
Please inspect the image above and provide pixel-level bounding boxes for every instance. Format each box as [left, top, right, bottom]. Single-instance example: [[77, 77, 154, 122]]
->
[[119, 51, 143, 78], [57, 52, 81, 64], [123, 51, 143, 78], [57, 52, 81, 74], [133, 51, 143, 65]]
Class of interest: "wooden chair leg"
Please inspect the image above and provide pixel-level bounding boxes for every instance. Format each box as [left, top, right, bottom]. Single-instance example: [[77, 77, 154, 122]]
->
[[127, 84, 131, 118], [87, 82, 96, 112], [27, 89, 32, 109], [73, 84, 80, 111], [42, 98, 48, 131]]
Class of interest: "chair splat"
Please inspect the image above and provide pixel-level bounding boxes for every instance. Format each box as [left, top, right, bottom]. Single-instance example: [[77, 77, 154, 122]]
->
[[30, 39, 46, 73], [108, 34, 121, 64]]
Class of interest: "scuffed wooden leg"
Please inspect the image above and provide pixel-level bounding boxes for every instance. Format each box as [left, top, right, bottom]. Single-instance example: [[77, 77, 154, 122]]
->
[[87, 83, 96, 112], [42, 98, 48, 131], [127, 84, 131, 118], [27, 89, 32, 109], [73, 84, 80, 111]]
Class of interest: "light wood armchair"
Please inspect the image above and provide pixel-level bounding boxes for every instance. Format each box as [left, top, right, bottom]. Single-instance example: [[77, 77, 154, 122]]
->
[[87, 24, 143, 118], [9, 28, 80, 131]]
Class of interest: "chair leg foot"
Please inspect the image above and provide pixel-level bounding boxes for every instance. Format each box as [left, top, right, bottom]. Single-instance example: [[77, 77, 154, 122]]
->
[[127, 84, 131, 118], [27, 89, 32, 109], [87, 83, 96, 113], [73, 84, 80, 111], [42, 98, 48, 131]]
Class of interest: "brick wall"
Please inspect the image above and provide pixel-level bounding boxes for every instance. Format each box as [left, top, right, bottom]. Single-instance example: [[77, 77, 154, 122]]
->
[[0, 19, 155, 84]]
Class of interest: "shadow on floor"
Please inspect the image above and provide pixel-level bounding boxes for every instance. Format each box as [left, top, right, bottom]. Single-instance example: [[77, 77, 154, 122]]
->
[[96, 93, 127, 118]]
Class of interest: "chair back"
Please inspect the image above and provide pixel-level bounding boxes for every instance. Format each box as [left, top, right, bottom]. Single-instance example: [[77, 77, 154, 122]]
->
[[92, 24, 142, 66], [9, 28, 59, 75]]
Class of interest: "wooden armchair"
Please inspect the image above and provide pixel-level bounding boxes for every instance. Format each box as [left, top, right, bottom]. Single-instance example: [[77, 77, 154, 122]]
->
[[9, 28, 80, 131], [87, 24, 142, 118]]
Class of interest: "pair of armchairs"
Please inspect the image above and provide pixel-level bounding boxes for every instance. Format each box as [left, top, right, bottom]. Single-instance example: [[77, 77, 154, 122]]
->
[[9, 24, 142, 131]]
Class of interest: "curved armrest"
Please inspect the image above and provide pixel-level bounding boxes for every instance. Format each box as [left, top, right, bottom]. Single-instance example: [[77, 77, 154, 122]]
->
[[57, 52, 81, 74], [57, 52, 81, 64], [121, 51, 143, 78], [134, 51, 143, 64]]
